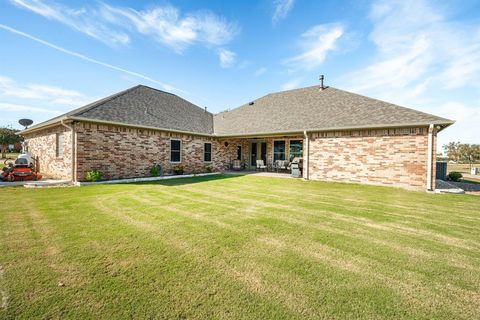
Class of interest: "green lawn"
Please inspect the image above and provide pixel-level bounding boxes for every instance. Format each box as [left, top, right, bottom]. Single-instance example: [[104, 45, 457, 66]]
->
[[1, 175, 479, 319]]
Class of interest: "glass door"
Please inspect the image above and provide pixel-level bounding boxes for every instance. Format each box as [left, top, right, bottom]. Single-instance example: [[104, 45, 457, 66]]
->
[[250, 142, 257, 167]]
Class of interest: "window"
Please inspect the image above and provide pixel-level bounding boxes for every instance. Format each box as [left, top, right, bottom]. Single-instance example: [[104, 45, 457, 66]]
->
[[204, 143, 212, 162], [289, 140, 303, 161], [273, 140, 286, 161], [236, 145, 242, 160], [56, 133, 64, 157], [170, 139, 181, 162]]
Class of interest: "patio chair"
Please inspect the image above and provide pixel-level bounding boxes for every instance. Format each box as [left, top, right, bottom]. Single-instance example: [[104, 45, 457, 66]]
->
[[256, 160, 267, 171], [232, 159, 242, 171], [274, 160, 289, 172]]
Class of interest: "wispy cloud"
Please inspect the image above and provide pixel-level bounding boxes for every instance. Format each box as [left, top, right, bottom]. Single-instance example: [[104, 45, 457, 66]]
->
[[340, 0, 480, 146], [0, 75, 93, 108], [10, 0, 239, 55], [272, 0, 295, 24], [101, 4, 239, 53], [343, 0, 480, 97], [254, 67, 267, 77], [218, 48, 236, 68], [0, 103, 63, 115], [0, 24, 178, 92], [281, 77, 303, 91], [10, 0, 129, 45], [284, 24, 344, 70]]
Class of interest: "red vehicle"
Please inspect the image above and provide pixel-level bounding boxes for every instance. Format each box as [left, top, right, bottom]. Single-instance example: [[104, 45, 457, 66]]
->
[[1, 153, 42, 182]]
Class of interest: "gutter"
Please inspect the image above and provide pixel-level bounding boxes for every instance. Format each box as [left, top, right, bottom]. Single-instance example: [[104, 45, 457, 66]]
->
[[60, 119, 76, 182], [426, 124, 434, 191], [214, 121, 454, 138]]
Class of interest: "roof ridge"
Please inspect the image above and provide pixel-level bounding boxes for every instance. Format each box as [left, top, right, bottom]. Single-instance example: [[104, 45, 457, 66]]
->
[[213, 85, 323, 117], [330, 87, 452, 122], [70, 85, 143, 117]]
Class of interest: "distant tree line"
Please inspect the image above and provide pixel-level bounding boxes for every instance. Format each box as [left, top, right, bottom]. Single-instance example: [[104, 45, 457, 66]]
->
[[443, 142, 480, 169], [0, 126, 21, 158]]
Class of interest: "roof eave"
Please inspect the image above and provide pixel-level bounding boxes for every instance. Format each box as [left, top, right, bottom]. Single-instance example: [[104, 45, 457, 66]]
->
[[214, 120, 455, 138], [69, 117, 215, 137]]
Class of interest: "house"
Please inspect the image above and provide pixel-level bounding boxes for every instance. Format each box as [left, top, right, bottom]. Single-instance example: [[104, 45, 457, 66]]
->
[[19, 83, 453, 191]]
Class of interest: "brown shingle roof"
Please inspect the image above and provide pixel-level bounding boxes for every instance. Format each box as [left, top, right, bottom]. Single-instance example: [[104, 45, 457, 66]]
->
[[23, 85, 214, 135], [213, 86, 453, 136], [21, 84, 453, 136]]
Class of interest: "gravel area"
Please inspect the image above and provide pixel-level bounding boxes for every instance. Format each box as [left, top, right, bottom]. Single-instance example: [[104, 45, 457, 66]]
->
[[449, 181, 480, 193]]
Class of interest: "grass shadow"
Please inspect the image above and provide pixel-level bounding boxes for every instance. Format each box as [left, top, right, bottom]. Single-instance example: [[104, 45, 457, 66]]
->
[[126, 173, 244, 187]]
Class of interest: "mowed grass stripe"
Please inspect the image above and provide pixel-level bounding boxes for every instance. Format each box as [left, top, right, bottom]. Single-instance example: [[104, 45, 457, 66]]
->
[[94, 180, 480, 317], [0, 175, 479, 319]]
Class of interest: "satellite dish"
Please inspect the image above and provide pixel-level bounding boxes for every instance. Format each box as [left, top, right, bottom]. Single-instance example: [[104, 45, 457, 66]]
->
[[19, 118, 33, 129]]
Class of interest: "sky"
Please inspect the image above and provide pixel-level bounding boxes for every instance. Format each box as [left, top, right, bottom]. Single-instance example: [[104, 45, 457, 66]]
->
[[0, 0, 479, 150]]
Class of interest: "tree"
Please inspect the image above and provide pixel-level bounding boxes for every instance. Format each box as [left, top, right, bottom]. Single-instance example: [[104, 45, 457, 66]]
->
[[443, 141, 461, 162], [459, 144, 480, 171], [0, 127, 21, 159]]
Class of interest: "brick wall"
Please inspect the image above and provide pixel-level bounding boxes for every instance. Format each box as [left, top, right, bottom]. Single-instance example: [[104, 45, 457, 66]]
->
[[23, 125, 72, 180], [75, 122, 224, 181], [306, 127, 435, 190], [23, 122, 436, 190]]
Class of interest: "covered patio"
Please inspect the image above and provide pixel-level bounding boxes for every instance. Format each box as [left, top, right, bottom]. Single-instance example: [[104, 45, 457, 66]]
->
[[216, 135, 306, 176]]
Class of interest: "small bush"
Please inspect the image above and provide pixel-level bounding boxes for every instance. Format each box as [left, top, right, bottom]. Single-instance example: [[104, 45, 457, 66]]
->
[[150, 164, 162, 177], [448, 171, 463, 182], [173, 164, 184, 175], [85, 169, 103, 182], [206, 166, 213, 173]]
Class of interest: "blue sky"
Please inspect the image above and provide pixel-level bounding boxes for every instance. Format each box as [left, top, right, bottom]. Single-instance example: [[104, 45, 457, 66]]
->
[[1, 0, 479, 149]]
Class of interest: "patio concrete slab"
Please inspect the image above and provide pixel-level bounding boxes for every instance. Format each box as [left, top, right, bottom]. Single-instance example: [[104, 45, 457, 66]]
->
[[0, 179, 71, 188], [224, 171, 297, 179]]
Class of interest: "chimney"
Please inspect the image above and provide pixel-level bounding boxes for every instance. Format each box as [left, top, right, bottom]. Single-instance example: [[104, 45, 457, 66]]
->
[[319, 75, 325, 90], [204, 107, 207, 112]]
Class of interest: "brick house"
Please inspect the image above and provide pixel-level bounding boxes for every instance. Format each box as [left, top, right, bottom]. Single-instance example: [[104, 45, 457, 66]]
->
[[20, 84, 453, 191]]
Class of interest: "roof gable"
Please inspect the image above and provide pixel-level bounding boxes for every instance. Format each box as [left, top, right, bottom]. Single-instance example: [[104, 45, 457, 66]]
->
[[24, 85, 214, 135], [213, 86, 453, 136]]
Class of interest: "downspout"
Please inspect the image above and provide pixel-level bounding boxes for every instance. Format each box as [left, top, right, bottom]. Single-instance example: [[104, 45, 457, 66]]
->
[[60, 119, 76, 182], [426, 124, 434, 191], [303, 130, 310, 180]]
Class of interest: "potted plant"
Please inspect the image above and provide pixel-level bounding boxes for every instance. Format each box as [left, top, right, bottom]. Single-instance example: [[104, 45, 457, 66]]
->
[[173, 164, 184, 175]]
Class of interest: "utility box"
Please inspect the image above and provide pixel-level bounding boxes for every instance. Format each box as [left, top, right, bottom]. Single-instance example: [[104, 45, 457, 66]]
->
[[436, 162, 447, 180], [471, 167, 479, 175]]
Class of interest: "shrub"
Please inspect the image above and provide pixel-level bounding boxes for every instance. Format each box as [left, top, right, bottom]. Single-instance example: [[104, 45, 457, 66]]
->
[[85, 169, 103, 182], [173, 164, 184, 175], [150, 163, 163, 177], [448, 171, 463, 182], [206, 166, 213, 173]]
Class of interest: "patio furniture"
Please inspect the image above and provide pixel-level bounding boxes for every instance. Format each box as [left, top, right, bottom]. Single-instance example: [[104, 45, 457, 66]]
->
[[274, 160, 290, 173], [256, 160, 267, 171], [232, 159, 242, 171]]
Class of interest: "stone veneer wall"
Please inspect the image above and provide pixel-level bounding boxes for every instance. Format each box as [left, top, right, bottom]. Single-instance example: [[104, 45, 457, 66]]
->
[[306, 127, 436, 190], [23, 125, 73, 180]]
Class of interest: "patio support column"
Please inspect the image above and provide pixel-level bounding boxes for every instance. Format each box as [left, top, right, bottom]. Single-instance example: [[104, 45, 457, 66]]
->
[[303, 130, 309, 180], [426, 124, 434, 191]]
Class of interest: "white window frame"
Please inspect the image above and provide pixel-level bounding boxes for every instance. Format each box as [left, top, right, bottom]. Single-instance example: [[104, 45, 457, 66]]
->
[[56, 132, 65, 158], [170, 139, 182, 163], [272, 139, 287, 162], [203, 142, 212, 163]]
